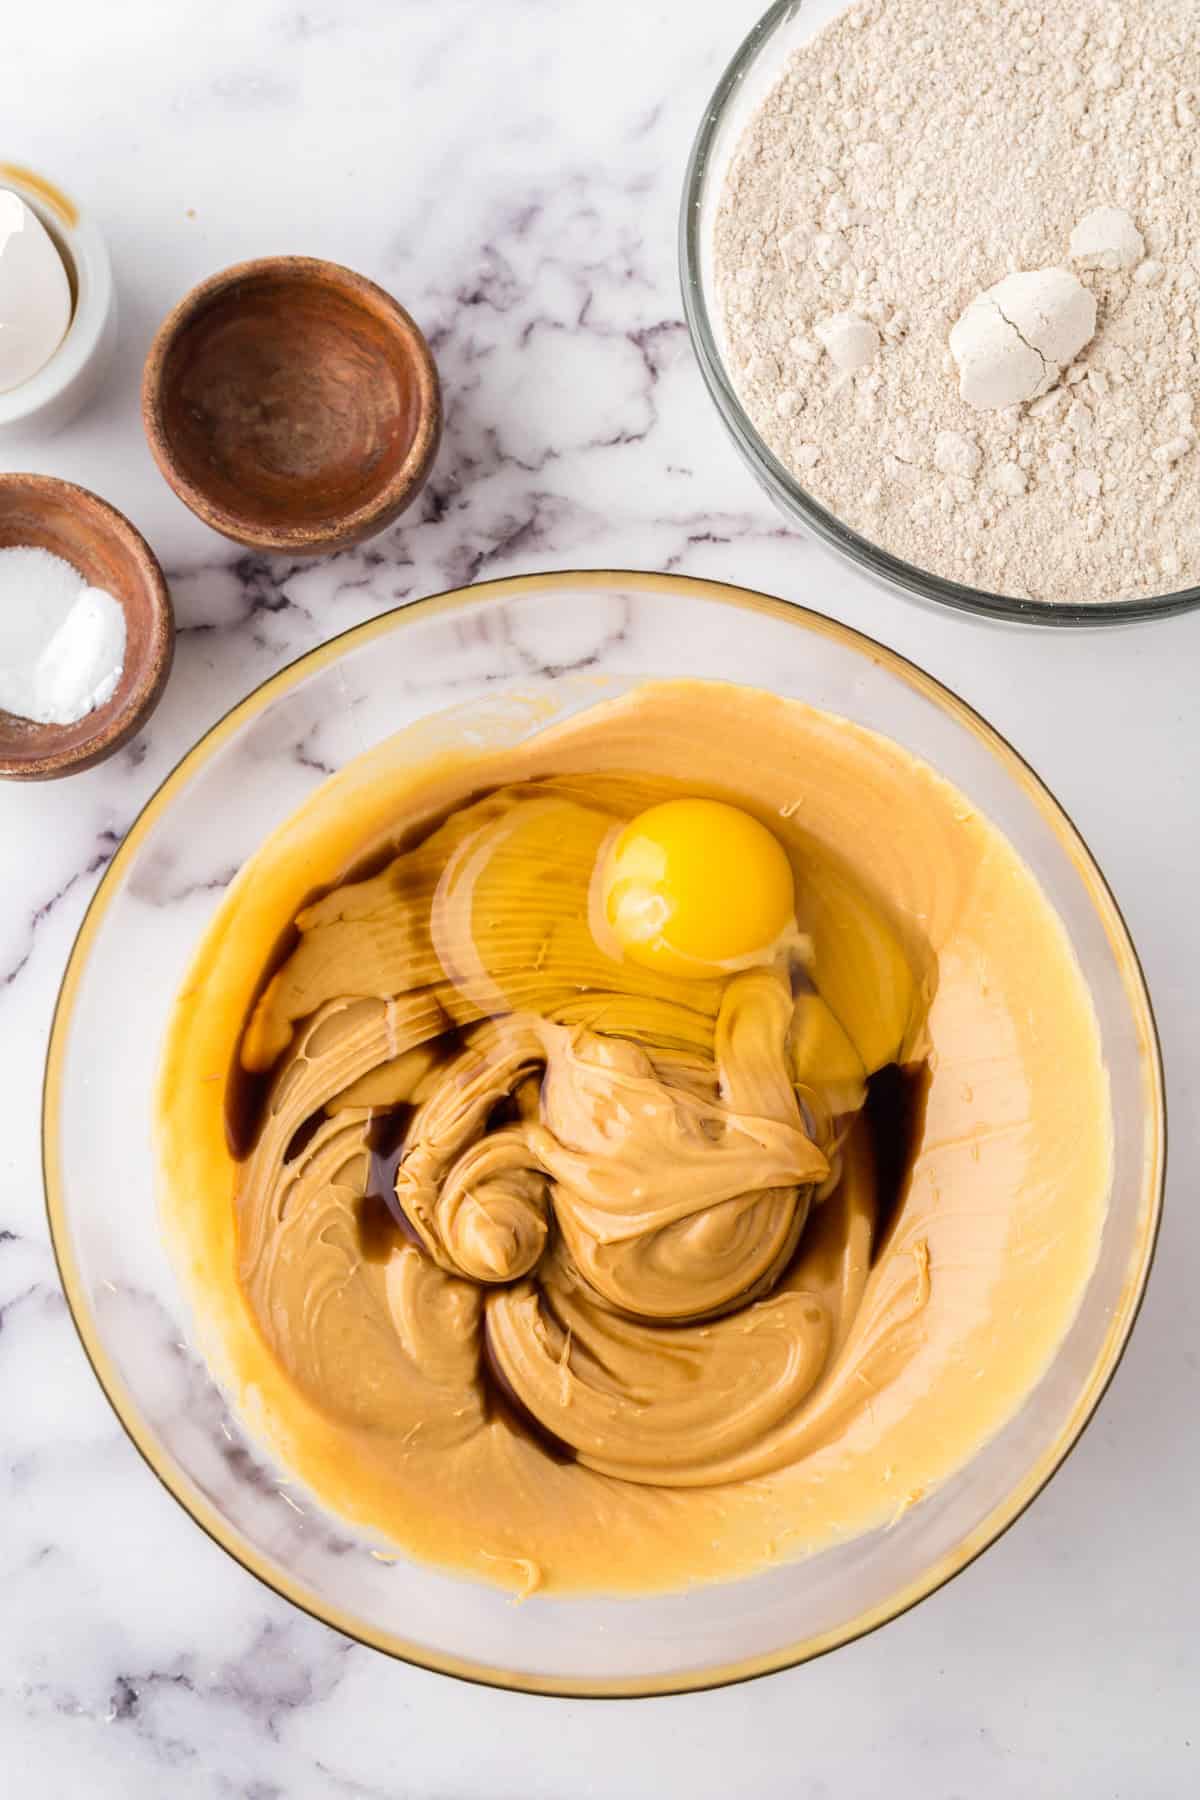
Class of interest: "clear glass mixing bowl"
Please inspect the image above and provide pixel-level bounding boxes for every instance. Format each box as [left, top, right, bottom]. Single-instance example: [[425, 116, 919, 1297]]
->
[[680, 0, 1200, 626], [43, 572, 1163, 1694]]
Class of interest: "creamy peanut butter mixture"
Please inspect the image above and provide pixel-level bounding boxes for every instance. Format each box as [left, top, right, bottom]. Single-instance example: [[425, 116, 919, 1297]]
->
[[158, 681, 1110, 1596]]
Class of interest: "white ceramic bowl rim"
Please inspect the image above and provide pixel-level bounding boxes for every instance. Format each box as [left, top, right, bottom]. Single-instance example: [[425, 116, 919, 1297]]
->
[[0, 167, 116, 429]]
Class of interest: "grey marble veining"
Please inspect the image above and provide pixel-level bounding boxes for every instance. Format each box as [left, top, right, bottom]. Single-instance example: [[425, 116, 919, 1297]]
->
[[1, 1, 1198, 1795]]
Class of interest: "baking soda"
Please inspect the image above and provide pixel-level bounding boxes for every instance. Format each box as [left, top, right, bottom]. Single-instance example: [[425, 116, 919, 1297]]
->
[[0, 545, 126, 726]]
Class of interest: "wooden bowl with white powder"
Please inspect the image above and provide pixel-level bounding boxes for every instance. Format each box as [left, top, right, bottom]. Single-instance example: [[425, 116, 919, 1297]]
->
[[0, 475, 173, 780]]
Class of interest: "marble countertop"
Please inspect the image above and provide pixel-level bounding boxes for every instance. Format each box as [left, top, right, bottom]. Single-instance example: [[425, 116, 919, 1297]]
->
[[1, 1, 1196, 1794]]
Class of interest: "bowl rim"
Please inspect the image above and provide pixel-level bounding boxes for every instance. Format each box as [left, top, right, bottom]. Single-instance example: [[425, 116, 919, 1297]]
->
[[41, 569, 1166, 1696], [679, 0, 1200, 628], [0, 164, 117, 433], [140, 254, 442, 555], [0, 472, 174, 779]]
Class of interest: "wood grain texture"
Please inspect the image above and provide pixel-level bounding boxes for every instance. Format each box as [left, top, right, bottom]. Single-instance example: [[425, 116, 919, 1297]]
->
[[142, 258, 442, 555], [0, 475, 174, 780]]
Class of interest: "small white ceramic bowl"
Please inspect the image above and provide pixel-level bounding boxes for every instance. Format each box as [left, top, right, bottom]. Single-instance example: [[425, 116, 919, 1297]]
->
[[0, 162, 117, 440]]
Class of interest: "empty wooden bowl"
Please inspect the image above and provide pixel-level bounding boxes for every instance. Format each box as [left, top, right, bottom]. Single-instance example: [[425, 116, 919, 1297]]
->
[[0, 474, 174, 780], [142, 257, 442, 555]]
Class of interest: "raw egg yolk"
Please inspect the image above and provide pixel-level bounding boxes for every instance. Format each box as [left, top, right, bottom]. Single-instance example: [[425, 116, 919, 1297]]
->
[[601, 799, 795, 979]]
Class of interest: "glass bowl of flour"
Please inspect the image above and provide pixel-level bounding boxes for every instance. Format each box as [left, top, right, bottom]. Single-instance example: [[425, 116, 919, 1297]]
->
[[682, 0, 1200, 624]]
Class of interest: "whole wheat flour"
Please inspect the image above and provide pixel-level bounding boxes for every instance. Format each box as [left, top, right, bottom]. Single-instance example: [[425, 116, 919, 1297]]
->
[[714, 0, 1200, 605]]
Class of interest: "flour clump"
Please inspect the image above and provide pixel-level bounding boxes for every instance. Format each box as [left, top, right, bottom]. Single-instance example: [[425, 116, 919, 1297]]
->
[[950, 270, 1096, 411], [1070, 206, 1145, 273]]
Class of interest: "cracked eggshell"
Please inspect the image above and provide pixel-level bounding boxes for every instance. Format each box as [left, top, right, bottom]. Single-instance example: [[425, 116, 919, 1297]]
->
[[949, 268, 1097, 412]]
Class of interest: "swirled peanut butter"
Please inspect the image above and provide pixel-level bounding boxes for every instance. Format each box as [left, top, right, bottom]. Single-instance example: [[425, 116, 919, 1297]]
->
[[157, 681, 1110, 1595]]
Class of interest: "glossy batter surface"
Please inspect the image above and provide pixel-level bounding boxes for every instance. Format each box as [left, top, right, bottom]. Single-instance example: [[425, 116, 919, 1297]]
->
[[157, 682, 1110, 1595]]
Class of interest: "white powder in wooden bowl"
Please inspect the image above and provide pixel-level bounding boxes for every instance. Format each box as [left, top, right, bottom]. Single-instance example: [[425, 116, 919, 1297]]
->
[[714, 0, 1200, 605], [0, 547, 125, 726]]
